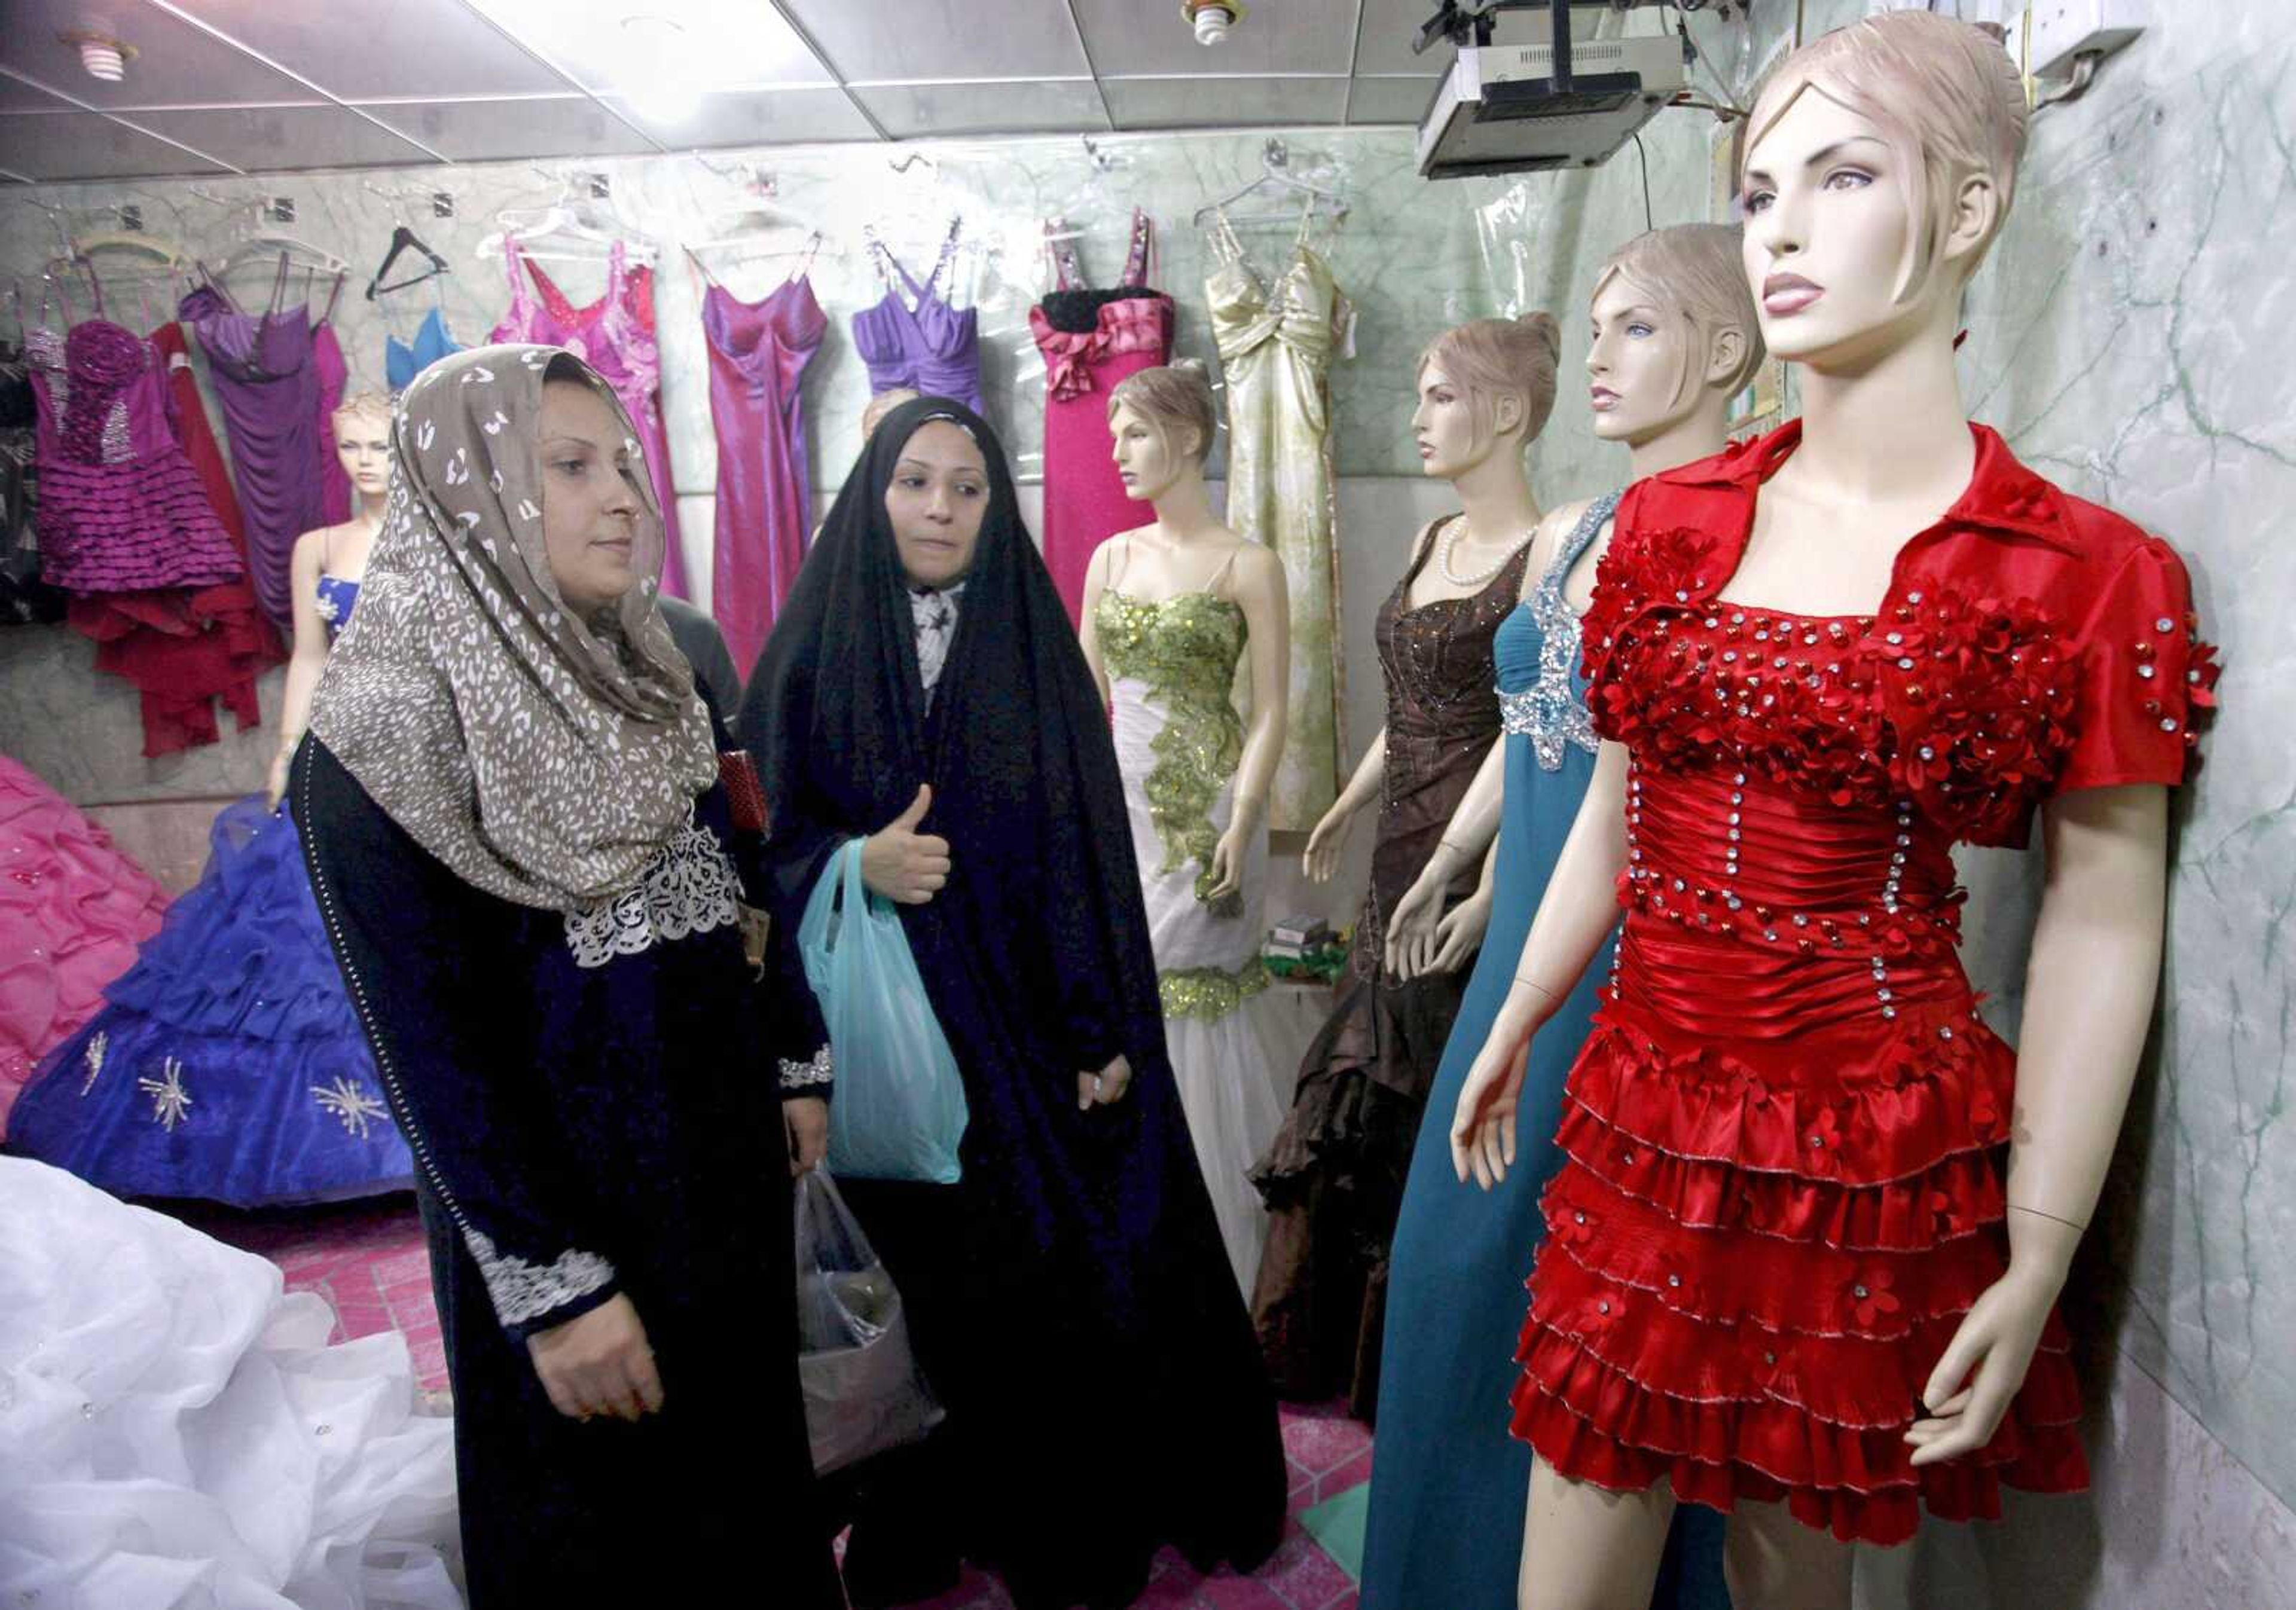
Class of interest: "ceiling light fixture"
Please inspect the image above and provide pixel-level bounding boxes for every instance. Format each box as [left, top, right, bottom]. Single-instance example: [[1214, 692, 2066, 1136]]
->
[[1182, 1, 1244, 47], [620, 14, 706, 124], [60, 29, 136, 83]]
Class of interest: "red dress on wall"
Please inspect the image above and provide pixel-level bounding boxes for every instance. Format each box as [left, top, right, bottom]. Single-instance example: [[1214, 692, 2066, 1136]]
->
[[1031, 211, 1173, 624], [1510, 421, 2219, 1545]]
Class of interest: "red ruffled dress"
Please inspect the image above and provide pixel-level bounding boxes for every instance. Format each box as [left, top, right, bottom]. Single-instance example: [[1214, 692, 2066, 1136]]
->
[[1510, 420, 2220, 1545]]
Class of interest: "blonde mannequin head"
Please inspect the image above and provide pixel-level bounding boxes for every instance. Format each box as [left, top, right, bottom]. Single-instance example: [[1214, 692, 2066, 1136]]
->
[[1109, 362, 1219, 502], [332, 390, 394, 499], [1413, 314, 1561, 479], [1744, 11, 2028, 303], [1587, 224, 1763, 441]]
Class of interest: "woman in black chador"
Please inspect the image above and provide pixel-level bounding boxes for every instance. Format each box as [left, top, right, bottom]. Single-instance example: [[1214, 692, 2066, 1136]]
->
[[294, 345, 841, 1606], [743, 396, 1285, 1609]]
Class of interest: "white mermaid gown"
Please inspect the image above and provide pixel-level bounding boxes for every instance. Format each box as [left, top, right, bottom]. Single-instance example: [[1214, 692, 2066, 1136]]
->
[[0, 1157, 462, 1608], [1096, 585, 1287, 1297]]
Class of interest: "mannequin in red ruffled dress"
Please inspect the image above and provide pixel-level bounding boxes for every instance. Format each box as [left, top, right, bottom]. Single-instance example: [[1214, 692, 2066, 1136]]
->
[[1452, 13, 2220, 1608]]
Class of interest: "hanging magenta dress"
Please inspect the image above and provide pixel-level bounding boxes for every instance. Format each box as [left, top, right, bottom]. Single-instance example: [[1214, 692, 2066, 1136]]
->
[[1030, 210, 1173, 624], [489, 237, 688, 598], [698, 266, 825, 673]]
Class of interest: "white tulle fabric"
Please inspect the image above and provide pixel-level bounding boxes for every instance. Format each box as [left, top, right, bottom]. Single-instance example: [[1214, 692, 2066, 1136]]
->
[[1111, 673, 1286, 1299], [0, 1159, 462, 1609]]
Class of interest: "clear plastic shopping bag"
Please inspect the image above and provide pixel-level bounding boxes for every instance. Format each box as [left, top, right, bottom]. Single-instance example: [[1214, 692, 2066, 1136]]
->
[[793, 1168, 944, 1475]]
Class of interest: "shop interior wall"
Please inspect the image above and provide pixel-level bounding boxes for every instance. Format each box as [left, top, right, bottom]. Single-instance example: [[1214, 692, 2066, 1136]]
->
[[0, 5, 2286, 1602]]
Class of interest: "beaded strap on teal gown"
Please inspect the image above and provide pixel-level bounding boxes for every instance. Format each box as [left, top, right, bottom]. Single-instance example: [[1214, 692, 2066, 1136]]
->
[[1359, 492, 1726, 1610]]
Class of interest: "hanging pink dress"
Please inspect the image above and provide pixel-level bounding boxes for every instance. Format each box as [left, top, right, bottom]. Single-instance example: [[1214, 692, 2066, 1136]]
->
[[1030, 210, 1174, 624], [698, 265, 825, 673], [489, 237, 688, 598]]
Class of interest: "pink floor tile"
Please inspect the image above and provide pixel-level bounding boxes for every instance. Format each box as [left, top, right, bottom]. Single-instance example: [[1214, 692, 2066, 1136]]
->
[[1313, 1447, 1373, 1502], [1280, 1410, 1372, 1478], [1198, 1574, 1292, 1610]]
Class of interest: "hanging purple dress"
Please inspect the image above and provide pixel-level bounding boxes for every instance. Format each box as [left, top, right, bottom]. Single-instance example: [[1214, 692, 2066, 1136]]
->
[[488, 237, 688, 598], [27, 318, 242, 595], [699, 267, 825, 673], [178, 280, 325, 627], [850, 222, 983, 415]]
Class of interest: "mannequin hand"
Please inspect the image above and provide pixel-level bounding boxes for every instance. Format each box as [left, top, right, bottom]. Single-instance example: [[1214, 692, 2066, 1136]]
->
[[264, 751, 292, 812], [784, 1095, 828, 1177], [1205, 821, 1251, 904], [528, 1294, 663, 1423], [861, 785, 951, 905], [1383, 862, 1448, 980], [1906, 1263, 2060, 1467], [1429, 887, 1492, 974], [1451, 1019, 1534, 1190], [1078, 1053, 1133, 1111], [1302, 803, 1352, 883]]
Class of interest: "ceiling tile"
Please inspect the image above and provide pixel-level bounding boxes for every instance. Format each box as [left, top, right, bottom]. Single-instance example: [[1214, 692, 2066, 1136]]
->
[[0, 69, 83, 111], [126, 103, 436, 171], [463, 0, 834, 91], [606, 88, 878, 148], [0, 109, 231, 179], [1353, 0, 1457, 76], [1345, 74, 1442, 125], [164, 0, 575, 100], [0, 0, 312, 108], [1073, 0, 1358, 77], [358, 96, 660, 162], [1100, 75, 1347, 131], [851, 79, 1107, 140], [784, 0, 1089, 82]]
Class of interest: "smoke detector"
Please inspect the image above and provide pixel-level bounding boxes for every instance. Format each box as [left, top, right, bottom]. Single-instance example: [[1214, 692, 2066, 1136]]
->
[[1182, 1, 1245, 47], [60, 29, 136, 83]]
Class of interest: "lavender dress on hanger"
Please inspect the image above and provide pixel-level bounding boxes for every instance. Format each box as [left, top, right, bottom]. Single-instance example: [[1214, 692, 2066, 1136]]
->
[[178, 268, 326, 628], [850, 221, 983, 415]]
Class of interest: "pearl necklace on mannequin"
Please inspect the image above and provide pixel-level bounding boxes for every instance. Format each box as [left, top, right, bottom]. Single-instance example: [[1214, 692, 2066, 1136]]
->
[[1439, 513, 1534, 588]]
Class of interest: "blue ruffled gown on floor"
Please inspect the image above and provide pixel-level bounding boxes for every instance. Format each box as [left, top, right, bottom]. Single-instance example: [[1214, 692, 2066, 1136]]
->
[[10, 575, 414, 1206], [1360, 494, 1727, 1609]]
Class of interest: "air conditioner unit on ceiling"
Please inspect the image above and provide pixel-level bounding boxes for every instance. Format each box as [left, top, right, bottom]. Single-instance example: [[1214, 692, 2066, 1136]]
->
[[1416, 36, 1687, 181]]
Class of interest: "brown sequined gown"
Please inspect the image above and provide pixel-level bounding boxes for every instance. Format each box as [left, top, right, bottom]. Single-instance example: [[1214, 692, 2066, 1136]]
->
[[1250, 520, 1532, 1414]]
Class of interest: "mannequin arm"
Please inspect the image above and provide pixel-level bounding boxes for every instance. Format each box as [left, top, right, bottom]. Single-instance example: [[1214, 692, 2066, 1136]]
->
[[1450, 738, 1631, 1186], [1206, 544, 1289, 901], [267, 530, 334, 808], [1303, 728, 1385, 882], [1908, 782, 2169, 1465], [1076, 539, 1114, 708]]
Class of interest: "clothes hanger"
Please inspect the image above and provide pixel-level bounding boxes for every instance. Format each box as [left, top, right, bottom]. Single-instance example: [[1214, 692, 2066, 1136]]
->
[[1191, 138, 1349, 228], [365, 224, 451, 301], [477, 171, 657, 267], [207, 231, 352, 280]]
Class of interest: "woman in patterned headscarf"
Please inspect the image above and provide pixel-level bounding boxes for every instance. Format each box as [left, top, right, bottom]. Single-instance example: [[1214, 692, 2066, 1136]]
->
[[292, 345, 841, 1606]]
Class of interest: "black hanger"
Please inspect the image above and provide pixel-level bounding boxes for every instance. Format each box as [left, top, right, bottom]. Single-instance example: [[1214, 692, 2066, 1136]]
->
[[365, 225, 450, 301]]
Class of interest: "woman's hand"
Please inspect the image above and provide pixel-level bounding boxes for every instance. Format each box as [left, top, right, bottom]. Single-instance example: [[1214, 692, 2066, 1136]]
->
[[1077, 1053, 1133, 1111], [264, 750, 292, 812], [861, 784, 951, 905], [784, 1095, 828, 1177], [1302, 801, 1352, 883], [1451, 1016, 1535, 1190], [527, 1294, 663, 1423], [1905, 1263, 2062, 1467]]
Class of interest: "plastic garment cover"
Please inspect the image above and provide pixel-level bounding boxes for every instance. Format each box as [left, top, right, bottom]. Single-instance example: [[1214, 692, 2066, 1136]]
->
[[793, 1168, 943, 1475], [797, 839, 968, 1184]]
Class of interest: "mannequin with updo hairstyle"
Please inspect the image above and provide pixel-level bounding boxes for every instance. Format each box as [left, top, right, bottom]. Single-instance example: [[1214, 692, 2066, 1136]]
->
[[1249, 309, 1562, 1413], [1452, 14, 2219, 1608], [1077, 359, 1292, 1298]]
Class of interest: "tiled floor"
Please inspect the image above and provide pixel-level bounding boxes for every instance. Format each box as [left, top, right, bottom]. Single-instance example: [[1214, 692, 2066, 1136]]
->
[[196, 1193, 1369, 1610]]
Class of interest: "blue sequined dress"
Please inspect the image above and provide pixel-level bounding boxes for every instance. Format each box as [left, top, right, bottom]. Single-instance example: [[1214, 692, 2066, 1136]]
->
[[9, 574, 414, 1205]]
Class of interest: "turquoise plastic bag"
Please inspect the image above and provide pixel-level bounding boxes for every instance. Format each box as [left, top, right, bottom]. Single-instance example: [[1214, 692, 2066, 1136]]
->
[[797, 839, 968, 1184]]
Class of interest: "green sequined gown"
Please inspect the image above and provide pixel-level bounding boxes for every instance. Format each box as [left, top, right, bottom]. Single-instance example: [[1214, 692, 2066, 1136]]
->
[[1095, 577, 1286, 1297]]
